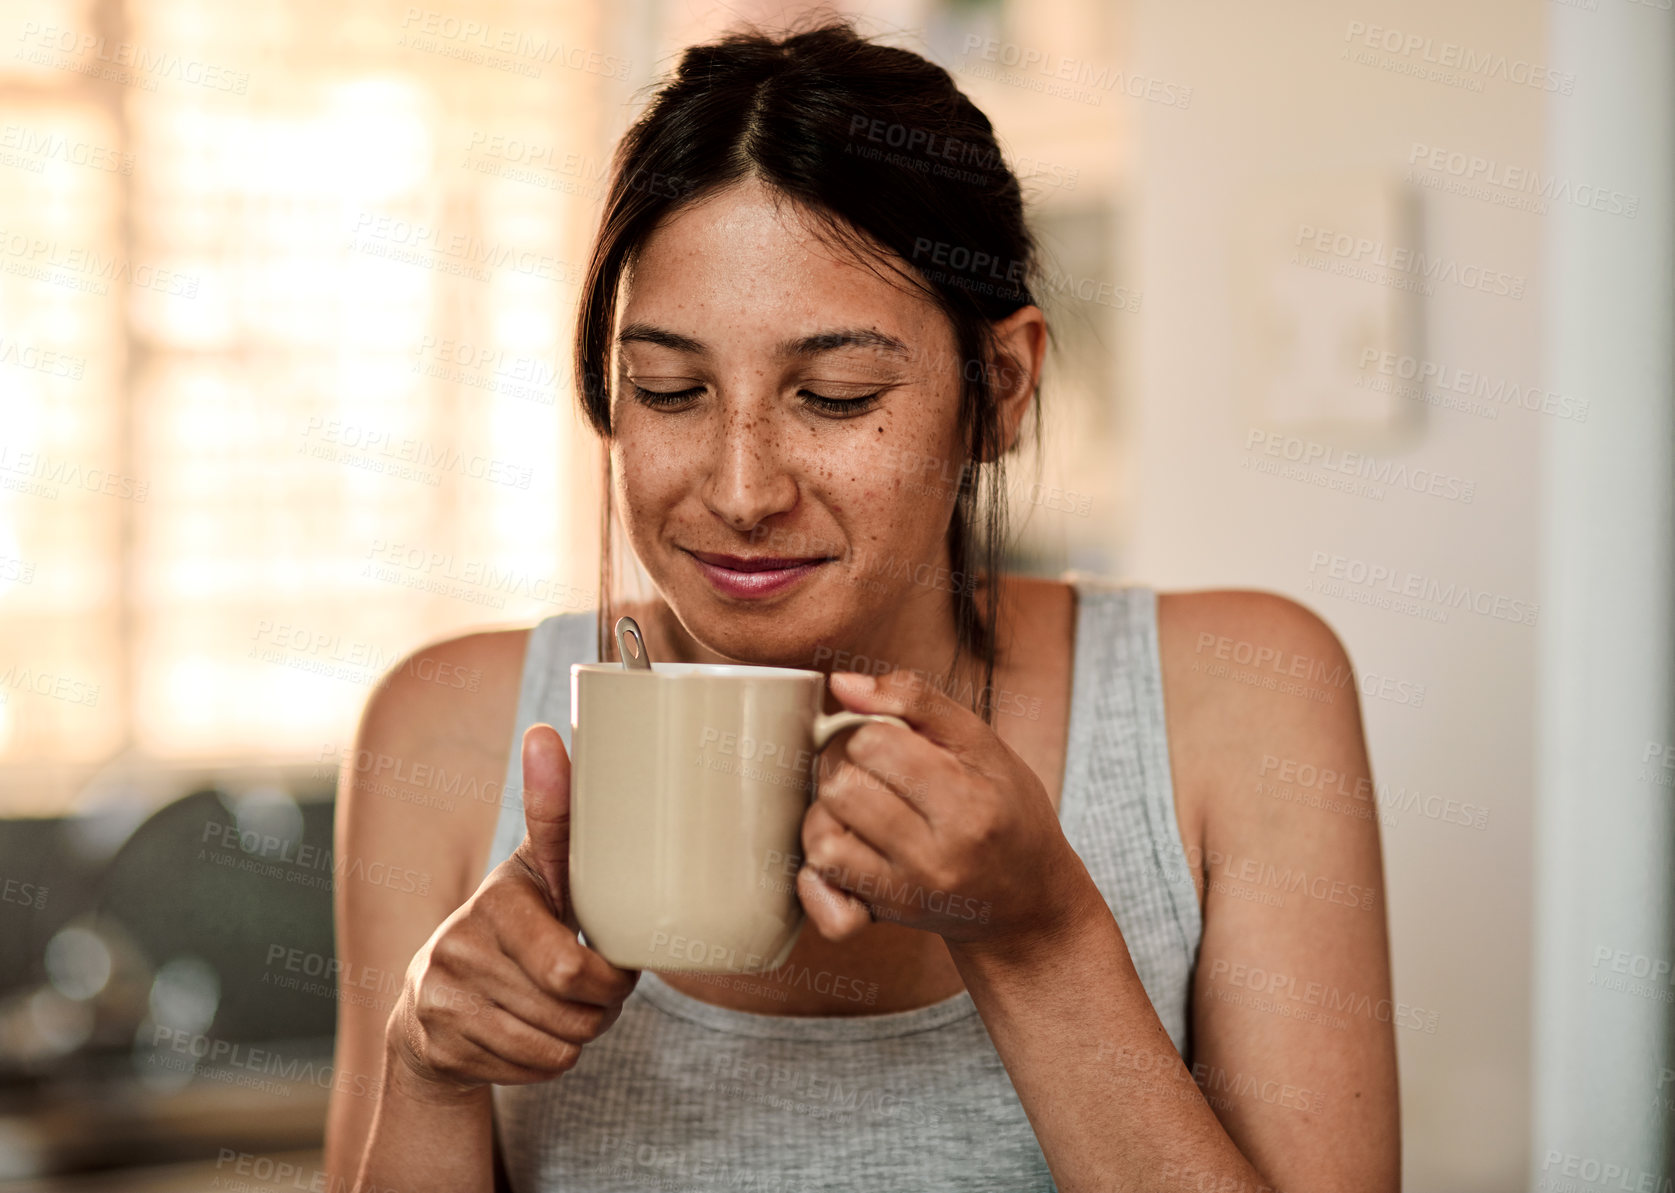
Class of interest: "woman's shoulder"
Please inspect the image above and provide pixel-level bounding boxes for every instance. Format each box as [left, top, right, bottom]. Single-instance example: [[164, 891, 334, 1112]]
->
[[1054, 575, 1349, 665], [361, 624, 535, 756], [343, 623, 539, 905], [1148, 588, 1363, 883], [1153, 587, 1351, 675], [1151, 586, 1358, 752]]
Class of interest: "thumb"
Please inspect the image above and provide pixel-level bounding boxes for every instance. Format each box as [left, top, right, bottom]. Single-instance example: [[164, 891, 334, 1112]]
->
[[515, 723, 575, 929]]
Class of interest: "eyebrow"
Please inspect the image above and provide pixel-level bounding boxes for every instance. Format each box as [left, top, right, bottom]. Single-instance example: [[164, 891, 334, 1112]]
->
[[616, 322, 911, 360]]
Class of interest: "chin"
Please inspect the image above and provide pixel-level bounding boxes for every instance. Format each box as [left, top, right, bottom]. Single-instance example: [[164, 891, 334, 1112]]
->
[[670, 581, 858, 670]]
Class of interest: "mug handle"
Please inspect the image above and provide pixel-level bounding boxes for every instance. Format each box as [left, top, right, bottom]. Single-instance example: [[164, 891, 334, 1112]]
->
[[811, 710, 909, 751]]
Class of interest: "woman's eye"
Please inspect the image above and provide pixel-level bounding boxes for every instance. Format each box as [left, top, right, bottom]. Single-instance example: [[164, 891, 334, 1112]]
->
[[631, 384, 704, 408], [628, 383, 883, 414], [799, 389, 882, 415]]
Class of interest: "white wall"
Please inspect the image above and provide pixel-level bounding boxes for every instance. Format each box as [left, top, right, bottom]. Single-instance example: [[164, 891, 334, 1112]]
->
[[1123, 1, 1552, 1187], [1533, 2, 1674, 1184]]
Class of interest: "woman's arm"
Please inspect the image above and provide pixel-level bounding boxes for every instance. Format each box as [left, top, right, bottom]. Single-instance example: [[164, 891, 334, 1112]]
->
[[323, 630, 525, 1192], [951, 592, 1399, 1192], [353, 1067, 496, 1193], [947, 882, 1266, 1193], [331, 648, 640, 1193], [807, 590, 1398, 1193], [349, 722, 639, 1193]]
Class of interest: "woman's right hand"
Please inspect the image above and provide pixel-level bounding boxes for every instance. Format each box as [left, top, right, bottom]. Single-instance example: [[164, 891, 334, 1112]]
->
[[385, 724, 639, 1095]]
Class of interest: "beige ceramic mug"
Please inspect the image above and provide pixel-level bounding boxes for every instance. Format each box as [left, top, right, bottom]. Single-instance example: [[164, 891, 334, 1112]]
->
[[568, 660, 908, 973]]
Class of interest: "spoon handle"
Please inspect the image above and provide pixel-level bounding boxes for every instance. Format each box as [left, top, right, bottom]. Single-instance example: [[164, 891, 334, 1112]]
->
[[614, 616, 653, 671]]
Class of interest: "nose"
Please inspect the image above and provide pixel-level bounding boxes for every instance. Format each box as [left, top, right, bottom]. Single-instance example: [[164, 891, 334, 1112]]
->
[[699, 402, 799, 532]]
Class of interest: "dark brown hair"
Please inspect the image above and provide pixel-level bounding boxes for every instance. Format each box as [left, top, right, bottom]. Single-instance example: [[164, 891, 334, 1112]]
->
[[575, 19, 1043, 723]]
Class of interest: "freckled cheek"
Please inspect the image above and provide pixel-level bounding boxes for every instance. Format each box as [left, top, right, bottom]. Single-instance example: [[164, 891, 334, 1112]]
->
[[614, 447, 692, 525]]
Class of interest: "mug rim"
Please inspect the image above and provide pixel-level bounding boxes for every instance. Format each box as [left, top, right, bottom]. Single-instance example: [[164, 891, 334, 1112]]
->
[[572, 661, 824, 681]]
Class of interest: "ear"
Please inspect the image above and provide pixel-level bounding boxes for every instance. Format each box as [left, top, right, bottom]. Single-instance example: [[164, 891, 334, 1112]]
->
[[981, 305, 1047, 461]]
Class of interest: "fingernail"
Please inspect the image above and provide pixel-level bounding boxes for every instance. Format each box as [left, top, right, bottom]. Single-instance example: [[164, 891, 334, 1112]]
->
[[832, 671, 875, 693]]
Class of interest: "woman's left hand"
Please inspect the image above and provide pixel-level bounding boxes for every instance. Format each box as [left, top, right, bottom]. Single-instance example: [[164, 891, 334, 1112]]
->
[[796, 668, 1100, 951]]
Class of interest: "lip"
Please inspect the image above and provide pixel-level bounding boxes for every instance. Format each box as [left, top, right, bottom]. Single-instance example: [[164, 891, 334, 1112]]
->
[[683, 548, 834, 599]]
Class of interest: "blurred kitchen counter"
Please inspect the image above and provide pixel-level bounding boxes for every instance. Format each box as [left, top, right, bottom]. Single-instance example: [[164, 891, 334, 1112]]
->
[[0, 1149, 324, 1192], [0, 1077, 328, 1190]]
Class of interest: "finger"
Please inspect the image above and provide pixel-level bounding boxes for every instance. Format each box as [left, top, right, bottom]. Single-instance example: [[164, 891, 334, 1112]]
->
[[466, 946, 621, 1045], [801, 799, 872, 878], [802, 798, 893, 887], [828, 668, 982, 753], [431, 1033, 556, 1086], [517, 723, 573, 924], [802, 814, 894, 899], [796, 865, 871, 943], [815, 754, 935, 849], [494, 882, 640, 1007], [458, 1004, 582, 1077]]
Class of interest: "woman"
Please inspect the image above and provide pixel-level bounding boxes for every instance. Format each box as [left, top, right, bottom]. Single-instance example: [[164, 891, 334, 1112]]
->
[[325, 21, 1399, 1193]]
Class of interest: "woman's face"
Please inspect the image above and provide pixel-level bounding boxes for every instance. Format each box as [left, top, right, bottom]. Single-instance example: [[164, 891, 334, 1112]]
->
[[609, 178, 970, 666]]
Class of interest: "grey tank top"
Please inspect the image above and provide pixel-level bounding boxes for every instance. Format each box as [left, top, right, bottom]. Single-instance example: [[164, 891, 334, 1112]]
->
[[482, 575, 1202, 1193]]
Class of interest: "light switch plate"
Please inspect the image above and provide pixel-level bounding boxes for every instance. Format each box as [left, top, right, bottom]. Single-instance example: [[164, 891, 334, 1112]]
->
[[1232, 170, 1423, 446]]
